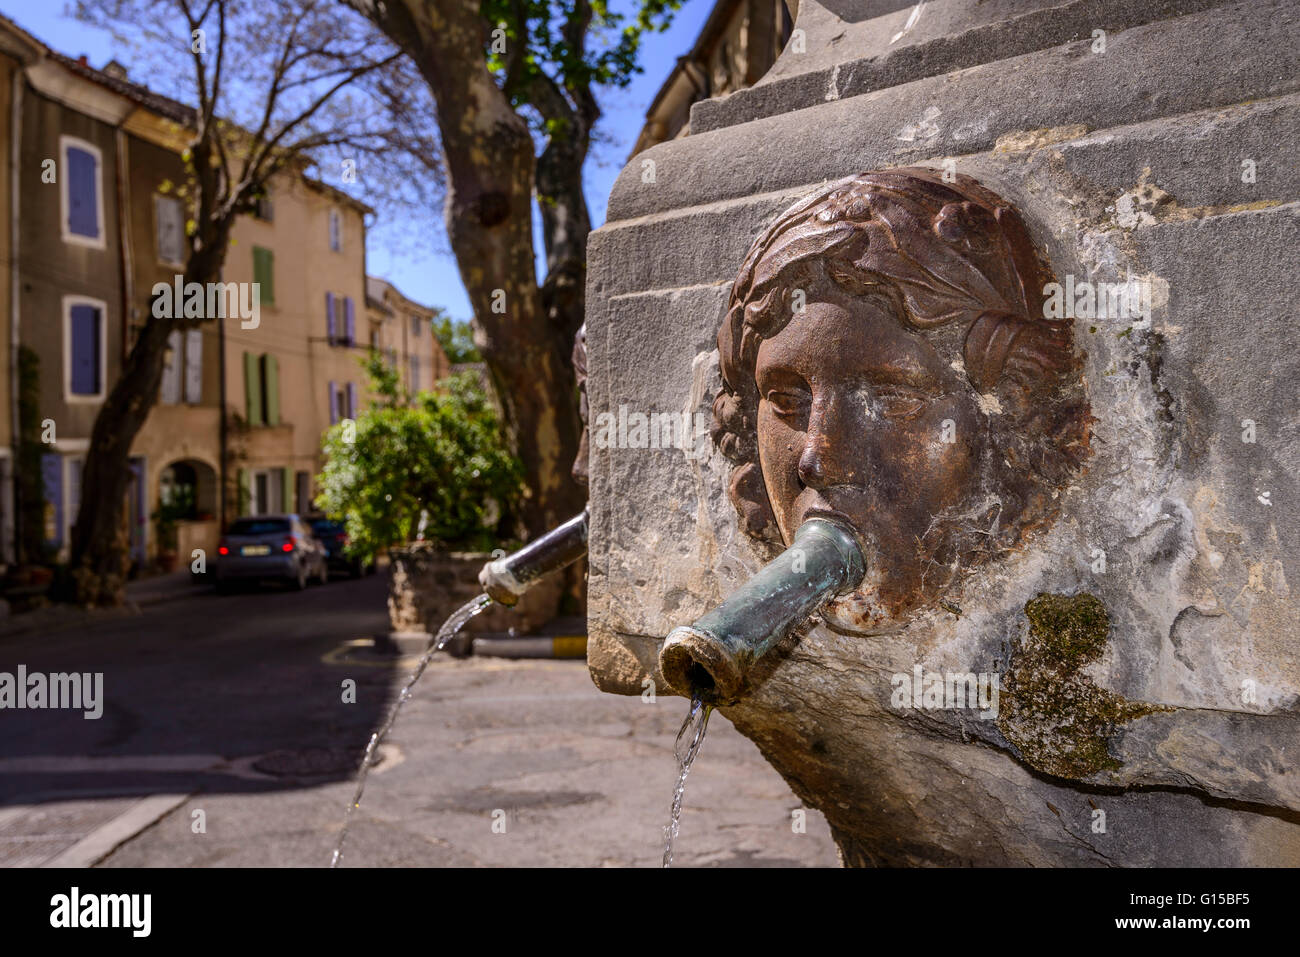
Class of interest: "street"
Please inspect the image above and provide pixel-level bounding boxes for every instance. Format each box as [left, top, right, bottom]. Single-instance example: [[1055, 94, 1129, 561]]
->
[[0, 574, 837, 867]]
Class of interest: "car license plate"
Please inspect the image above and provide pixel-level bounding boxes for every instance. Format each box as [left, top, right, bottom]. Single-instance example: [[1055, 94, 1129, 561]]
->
[[240, 545, 271, 556]]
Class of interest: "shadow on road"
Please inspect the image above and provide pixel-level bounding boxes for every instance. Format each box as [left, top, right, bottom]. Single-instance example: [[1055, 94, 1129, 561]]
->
[[0, 571, 405, 806]]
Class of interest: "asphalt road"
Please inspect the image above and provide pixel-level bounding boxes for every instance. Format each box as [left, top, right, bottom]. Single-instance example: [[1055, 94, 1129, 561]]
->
[[0, 573, 838, 867]]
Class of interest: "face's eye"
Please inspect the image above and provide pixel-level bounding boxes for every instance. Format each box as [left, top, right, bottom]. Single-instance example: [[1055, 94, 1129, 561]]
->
[[874, 388, 932, 422], [764, 386, 811, 423]]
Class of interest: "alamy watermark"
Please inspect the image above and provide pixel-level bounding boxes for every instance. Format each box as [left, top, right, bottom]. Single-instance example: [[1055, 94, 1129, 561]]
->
[[1043, 273, 1152, 328], [0, 665, 103, 719], [890, 665, 999, 719], [152, 276, 260, 329], [591, 404, 711, 459]]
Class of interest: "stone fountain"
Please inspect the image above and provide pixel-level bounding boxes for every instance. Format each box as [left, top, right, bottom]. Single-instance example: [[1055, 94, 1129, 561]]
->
[[582, 0, 1300, 865]]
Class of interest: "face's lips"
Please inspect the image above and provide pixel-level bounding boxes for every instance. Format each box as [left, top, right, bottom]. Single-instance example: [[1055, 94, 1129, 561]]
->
[[800, 505, 855, 530], [796, 485, 873, 531]]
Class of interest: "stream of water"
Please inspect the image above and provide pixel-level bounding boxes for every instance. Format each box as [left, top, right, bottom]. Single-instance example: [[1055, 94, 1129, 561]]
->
[[662, 694, 712, 868], [329, 593, 493, 868]]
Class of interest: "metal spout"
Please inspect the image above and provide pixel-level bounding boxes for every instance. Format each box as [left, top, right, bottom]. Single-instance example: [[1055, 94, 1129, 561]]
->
[[659, 518, 866, 705], [477, 510, 589, 606]]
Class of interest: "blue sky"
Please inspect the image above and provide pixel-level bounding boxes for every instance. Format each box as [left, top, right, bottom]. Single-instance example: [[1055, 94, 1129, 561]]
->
[[0, 0, 713, 319]]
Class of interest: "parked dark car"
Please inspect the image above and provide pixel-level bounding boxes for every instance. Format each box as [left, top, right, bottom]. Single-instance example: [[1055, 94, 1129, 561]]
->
[[215, 515, 328, 592], [304, 515, 374, 578]]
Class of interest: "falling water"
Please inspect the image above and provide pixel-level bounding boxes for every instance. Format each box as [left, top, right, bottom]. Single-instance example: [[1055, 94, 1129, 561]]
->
[[330, 592, 493, 868], [662, 694, 712, 868]]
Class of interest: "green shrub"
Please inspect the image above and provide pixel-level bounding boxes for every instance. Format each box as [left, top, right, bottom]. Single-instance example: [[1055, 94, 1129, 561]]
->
[[316, 359, 522, 561]]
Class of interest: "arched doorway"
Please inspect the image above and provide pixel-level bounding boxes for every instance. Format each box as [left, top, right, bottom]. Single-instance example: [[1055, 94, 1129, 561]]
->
[[156, 459, 218, 569]]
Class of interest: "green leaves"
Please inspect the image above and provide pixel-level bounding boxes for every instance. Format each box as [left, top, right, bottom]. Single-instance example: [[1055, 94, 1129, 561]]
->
[[480, 0, 682, 108], [432, 316, 481, 364], [316, 370, 523, 561]]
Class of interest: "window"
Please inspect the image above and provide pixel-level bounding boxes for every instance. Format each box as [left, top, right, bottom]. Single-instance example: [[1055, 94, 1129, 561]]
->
[[254, 194, 274, 222], [411, 354, 420, 392], [328, 208, 342, 252], [41, 454, 62, 546], [369, 327, 379, 350], [39, 453, 85, 551], [326, 294, 354, 346], [328, 381, 356, 425], [243, 351, 280, 426], [295, 471, 311, 514], [160, 329, 203, 405], [60, 136, 104, 248], [63, 296, 106, 402], [154, 194, 185, 265], [161, 330, 182, 404], [411, 314, 422, 338], [247, 471, 284, 516], [184, 329, 203, 403], [252, 246, 274, 305], [65, 456, 83, 548], [229, 517, 290, 535]]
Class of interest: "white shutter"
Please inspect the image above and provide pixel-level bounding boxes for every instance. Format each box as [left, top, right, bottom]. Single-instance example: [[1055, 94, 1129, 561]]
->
[[155, 195, 184, 265], [161, 330, 182, 404], [184, 329, 202, 403]]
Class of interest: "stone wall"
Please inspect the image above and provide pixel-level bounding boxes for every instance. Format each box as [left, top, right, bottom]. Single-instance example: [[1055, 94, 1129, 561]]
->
[[388, 545, 563, 649], [585, 0, 1300, 864]]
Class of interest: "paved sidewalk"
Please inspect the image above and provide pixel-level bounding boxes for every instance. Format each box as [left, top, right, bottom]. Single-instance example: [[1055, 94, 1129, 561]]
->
[[0, 571, 207, 640], [99, 655, 841, 868]]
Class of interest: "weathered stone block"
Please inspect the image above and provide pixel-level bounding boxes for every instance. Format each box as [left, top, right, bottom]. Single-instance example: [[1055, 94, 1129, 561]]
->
[[586, 0, 1300, 864]]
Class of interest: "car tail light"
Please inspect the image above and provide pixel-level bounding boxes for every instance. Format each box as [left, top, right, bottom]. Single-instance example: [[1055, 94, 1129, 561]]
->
[[218, 539, 229, 556], [282, 539, 295, 553]]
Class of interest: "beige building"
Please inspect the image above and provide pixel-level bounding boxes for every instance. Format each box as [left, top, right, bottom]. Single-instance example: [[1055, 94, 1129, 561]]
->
[[0, 12, 450, 571], [365, 276, 451, 404], [220, 172, 372, 519], [0, 16, 223, 569]]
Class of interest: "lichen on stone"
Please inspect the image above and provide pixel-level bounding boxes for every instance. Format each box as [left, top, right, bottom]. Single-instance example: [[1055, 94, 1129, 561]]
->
[[996, 593, 1167, 779]]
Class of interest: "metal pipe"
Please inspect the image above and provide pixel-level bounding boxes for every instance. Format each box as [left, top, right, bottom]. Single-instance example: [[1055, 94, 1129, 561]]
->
[[477, 509, 589, 606], [659, 517, 866, 705]]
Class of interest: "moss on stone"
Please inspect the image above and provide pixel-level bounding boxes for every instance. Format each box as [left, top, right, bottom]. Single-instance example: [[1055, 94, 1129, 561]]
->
[[996, 593, 1168, 780]]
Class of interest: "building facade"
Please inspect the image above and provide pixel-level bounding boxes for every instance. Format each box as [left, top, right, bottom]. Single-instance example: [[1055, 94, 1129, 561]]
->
[[0, 13, 451, 574], [630, 0, 792, 157]]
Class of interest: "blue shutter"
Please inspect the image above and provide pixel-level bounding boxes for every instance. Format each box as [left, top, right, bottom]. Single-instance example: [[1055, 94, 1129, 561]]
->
[[328, 380, 338, 425], [344, 297, 355, 344], [346, 382, 357, 420], [66, 146, 98, 238], [69, 304, 100, 395], [326, 292, 336, 342], [42, 454, 63, 546]]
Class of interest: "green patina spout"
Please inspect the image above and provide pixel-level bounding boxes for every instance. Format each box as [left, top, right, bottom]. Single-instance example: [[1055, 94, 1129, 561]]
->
[[477, 509, 589, 606], [659, 518, 866, 706]]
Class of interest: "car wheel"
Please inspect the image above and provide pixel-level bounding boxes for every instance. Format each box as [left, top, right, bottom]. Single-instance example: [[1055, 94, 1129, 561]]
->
[[216, 579, 233, 595]]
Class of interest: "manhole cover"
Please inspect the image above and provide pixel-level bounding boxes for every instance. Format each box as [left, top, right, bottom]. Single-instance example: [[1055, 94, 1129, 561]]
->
[[251, 747, 373, 778]]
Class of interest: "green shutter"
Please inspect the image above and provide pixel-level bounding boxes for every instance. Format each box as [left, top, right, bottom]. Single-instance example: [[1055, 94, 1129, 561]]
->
[[237, 468, 250, 517], [281, 468, 293, 514], [262, 353, 280, 426], [244, 351, 263, 426], [253, 246, 274, 304]]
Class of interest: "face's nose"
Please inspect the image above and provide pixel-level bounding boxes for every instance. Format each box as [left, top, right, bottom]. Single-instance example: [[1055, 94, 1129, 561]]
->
[[797, 390, 857, 489]]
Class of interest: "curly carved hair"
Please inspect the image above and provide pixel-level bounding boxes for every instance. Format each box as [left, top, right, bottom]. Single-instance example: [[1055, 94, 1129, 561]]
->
[[713, 168, 1091, 562]]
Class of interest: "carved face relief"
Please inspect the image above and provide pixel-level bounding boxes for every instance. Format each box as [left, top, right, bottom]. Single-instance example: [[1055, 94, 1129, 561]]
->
[[714, 169, 1091, 633], [755, 295, 987, 624]]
